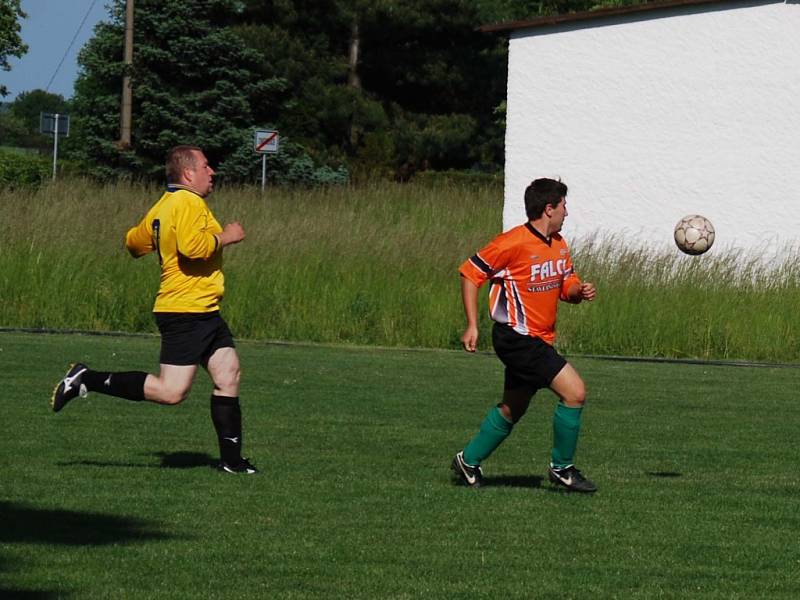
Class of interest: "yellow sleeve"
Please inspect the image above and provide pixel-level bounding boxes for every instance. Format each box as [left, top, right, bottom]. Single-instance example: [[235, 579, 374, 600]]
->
[[125, 218, 154, 258], [175, 199, 220, 260]]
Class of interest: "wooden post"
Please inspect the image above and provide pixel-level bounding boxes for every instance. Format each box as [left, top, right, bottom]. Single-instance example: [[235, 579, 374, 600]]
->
[[119, 0, 134, 148]]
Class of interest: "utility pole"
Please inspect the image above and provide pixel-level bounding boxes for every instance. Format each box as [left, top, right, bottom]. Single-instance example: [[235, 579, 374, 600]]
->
[[119, 0, 134, 148]]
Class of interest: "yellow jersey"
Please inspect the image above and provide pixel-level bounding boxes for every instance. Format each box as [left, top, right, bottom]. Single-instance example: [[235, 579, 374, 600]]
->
[[125, 185, 224, 313]]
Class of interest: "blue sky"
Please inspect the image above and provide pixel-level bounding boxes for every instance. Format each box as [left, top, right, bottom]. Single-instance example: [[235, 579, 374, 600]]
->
[[3, 0, 109, 101]]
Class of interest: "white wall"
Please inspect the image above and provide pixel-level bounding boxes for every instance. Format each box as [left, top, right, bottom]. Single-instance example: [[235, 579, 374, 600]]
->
[[504, 1, 800, 254]]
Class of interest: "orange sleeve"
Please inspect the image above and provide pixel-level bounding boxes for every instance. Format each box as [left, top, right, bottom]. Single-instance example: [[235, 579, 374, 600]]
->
[[459, 233, 515, 288], [558, 250, 582, 301]]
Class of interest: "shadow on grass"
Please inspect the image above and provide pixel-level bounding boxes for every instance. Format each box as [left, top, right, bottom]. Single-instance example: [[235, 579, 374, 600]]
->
[[475, 475, 545, 488], [0, 584, 61, 599], [154, 451, 218, 469], [56, 451, 217, 470], [0, 501, 176, 546], [0, 501, 180, 598], [0, 556, 60, 598]]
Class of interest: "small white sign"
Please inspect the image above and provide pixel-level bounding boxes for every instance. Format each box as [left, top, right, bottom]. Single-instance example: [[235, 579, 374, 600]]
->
[[254, 129, 279, 154]]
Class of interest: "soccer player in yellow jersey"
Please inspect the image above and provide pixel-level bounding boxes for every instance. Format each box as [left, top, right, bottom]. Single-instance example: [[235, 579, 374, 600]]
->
[[452, 178, 597, 492], [52, 145, 257, 474]]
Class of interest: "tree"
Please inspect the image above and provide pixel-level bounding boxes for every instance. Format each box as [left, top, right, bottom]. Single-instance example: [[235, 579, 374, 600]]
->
[[72, 0, 288, 181], [10, 89, 69, 131], [0, 0, 27, 97], [0, 108, 26, 145], [0, 89, 69, 151], [233, 0, 507, 177]]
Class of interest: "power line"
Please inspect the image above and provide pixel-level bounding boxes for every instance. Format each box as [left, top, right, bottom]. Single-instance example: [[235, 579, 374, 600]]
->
[[45, 0, 100, 93]]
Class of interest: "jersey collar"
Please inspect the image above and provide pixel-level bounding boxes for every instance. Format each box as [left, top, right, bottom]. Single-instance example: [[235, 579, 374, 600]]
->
[[166, 183, 204, 197], [525, 222, 552, 246]]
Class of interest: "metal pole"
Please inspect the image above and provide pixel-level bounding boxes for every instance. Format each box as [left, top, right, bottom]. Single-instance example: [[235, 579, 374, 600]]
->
[[120, 0, 134, 147], [261, 154, 267, 192], [52, 113, 59, 181]]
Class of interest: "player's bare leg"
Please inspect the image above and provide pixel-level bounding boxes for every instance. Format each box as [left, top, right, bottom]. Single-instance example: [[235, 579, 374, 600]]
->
[[53, 363, 196, 411], [205, 347, 240, 397], [549, 363, 586, 407], [547, 363, 596, 492], [143, 364, 197, 404], [205, 347, 255, 474], [499, 387, 534, 423]]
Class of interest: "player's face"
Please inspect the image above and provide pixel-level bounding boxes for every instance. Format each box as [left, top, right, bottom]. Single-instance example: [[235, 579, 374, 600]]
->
[[549, 198, 568, 232], [186, 151, 215, 197]]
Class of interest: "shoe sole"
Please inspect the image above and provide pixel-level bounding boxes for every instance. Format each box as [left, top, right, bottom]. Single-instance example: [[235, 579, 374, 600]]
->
[[548, 470, 597, 493], [451, 453, 482, 488], [218, 463, 258, 475], [51, 363, 86, 413]]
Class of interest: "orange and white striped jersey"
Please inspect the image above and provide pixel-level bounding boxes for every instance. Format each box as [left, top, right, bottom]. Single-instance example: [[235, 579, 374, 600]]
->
[[459, 223, 581, 344], [125, 185, 224, 313]]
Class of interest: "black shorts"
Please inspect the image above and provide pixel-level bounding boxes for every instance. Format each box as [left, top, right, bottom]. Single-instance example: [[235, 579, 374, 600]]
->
[[492, 323, 567, 393], [154, 312, 235, 366]]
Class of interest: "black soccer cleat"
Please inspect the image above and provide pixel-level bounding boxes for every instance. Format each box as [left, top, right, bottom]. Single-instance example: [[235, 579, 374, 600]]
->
[[218, 457, 258, 474], [548, 464, 597, 493], [451, 451, 484, 488], [51, 363, 89, 413]]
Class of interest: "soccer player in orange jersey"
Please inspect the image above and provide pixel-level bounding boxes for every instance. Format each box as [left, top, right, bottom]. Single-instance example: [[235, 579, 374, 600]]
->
[[51, 146, 257, 474], [452, 178, 597, 492]]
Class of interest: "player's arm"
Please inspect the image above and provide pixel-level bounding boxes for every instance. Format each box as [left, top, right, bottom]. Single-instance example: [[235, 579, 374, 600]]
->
[[175, 203, 239, 259], [559, 249, 596, 303], [563, 279, 596, 303], [458, 238, 510, 352], [216, 221, 245, 248], [460, 275, 480, 352], [125, 219, 154, 258]]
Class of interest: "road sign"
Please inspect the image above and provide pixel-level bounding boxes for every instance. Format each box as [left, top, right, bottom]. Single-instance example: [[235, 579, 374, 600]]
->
[[40, 113, 70, 181], [40, 112, 70, 136], [254, 129, 279, 154]]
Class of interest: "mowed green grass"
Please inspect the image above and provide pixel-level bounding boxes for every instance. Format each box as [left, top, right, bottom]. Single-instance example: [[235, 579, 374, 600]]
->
[[2, 332, 799, 598]]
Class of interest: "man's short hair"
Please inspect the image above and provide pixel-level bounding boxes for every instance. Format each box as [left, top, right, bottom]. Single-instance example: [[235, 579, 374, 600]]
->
[[524, 178, 568, 220], [166, 145, 202, 184]]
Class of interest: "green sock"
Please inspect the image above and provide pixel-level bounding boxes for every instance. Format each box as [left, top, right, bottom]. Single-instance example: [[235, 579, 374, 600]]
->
[[463, 406, 513, 466], [551, 402, 583, 468]]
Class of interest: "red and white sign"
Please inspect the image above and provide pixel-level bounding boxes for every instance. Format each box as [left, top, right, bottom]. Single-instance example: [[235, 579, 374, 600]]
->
[[254, 129, 279, 154]]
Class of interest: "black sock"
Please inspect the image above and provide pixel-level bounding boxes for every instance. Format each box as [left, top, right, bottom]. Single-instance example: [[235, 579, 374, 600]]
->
[[82, 370, 146, 401], [210, 395, 242, 464]]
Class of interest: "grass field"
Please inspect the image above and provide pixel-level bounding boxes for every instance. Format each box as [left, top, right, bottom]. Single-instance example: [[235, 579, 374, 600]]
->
[[3, 331, 799, 598]]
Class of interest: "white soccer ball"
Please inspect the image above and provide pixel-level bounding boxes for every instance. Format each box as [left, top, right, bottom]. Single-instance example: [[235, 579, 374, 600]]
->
[[674, 214, 715, 255]]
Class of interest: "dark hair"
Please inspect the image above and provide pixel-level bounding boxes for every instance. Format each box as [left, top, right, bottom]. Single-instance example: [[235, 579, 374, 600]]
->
[[524, 178, 568, 220], [166, 145, 202, 183]]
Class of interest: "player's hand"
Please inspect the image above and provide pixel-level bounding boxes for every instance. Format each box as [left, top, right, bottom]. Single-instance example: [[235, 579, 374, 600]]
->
[[219, 221, 245, 246], [461, 326, 479, 353], [580, 282, 596, 301]]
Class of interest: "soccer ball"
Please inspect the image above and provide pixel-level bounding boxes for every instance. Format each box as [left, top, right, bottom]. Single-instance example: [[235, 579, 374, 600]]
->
[[674, 214, 715, 255]]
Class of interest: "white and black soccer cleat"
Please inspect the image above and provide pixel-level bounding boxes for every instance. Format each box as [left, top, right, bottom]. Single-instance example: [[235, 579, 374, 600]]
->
[[218, 457, 259, 474], [548, 464, 597, 493], [451, 451, 484, 488], [51, 363, 89, 413]]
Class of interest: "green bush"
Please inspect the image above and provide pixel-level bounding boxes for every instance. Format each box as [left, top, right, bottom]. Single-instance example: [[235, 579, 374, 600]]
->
[[216, 128, 349, 186], [0, 149, 51, 188], [412, 169, 503, 187]]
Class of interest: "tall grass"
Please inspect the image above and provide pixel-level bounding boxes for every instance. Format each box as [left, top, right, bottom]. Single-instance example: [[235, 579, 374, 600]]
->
[[1, 179, 798, 361], [565, 236, 800, 361]]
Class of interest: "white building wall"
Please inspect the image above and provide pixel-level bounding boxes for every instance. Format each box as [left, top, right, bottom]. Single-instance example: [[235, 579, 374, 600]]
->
[[504, 1, 800, 254]]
